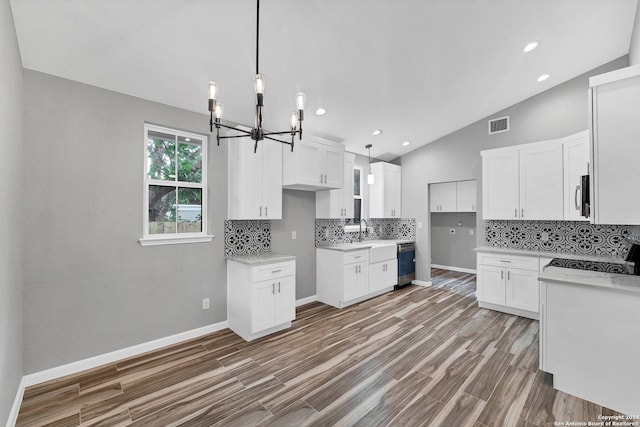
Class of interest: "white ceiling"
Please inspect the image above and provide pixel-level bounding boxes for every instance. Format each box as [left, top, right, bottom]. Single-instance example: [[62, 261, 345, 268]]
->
[[10, 0, 638, 161]]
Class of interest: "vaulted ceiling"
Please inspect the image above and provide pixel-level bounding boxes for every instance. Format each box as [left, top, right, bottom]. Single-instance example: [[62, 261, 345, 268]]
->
[[11, 0, 638, 160]]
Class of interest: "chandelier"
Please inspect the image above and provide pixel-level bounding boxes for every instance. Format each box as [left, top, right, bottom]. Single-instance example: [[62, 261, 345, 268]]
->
[[207, 0, 305, 153]]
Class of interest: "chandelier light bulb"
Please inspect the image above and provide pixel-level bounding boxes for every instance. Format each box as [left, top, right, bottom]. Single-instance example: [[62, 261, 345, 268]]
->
[[214, 104, 223, 119], [253, 74, 265, 94], [295, 92, 306, 110], [208, 81, 218, 100], [290, 112, 297, 129]]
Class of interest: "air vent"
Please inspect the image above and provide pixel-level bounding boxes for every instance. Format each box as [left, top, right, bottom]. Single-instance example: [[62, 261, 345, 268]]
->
[[488, 116, 510, 135]]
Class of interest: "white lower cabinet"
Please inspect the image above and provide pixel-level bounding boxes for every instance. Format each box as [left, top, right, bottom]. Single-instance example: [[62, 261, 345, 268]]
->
[[369, 259, 398, 293], [227, 259, 296, 341], [476, 252, 540, 319], [317, 248, 396, 308]]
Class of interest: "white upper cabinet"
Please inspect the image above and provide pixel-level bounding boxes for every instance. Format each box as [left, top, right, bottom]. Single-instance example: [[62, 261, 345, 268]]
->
[[563, 130, 590, 221], [282, 135, 344, 191], [590, 65, 640, 225], [369, 162, 402, 218], [316, 153, 355, 218], [482, 140, 563, 220], [519, 142, 564, 220], [228, 139, 282, 220], [482, 149, 520, 220], [430, 180, 477, 213]]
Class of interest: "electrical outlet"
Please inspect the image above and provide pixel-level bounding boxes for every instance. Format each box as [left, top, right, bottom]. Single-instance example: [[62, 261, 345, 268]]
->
[[418, 222, 423, 229], [202, 298, 210, 310], [449, 229, 456, 234], [292, 231, 297, 240]]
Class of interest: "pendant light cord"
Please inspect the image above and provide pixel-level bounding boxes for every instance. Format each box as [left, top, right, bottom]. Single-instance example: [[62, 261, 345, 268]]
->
[[256, 0, 260, 75]]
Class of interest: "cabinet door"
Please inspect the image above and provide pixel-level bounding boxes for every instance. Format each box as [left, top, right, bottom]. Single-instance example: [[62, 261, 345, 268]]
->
[[343, 263, 360, 301], [519, 143, 563, 220], [476, 265, 506, 305], [563, 132, 589, 221], [294, 142, 323, 187], [228, 139, 263, 219], [323, 147, 344, 189], [251, 280, 276, 333], [384, 164, 402, 217], [369, 259, 398, 292], [274, 275, 296, 325], [438, 182, 457, 212], [356, 261, 369, 297], [592, 74, 640, 225], [482, 150, 519, 220], [342, 153, 355, 218], [505, 268, 539, 313], [261, 140, 283, 219], [456, 180, 477, 212]]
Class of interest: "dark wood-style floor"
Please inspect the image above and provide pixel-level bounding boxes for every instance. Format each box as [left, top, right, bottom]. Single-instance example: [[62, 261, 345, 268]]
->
[[17, 269, 621, 427]]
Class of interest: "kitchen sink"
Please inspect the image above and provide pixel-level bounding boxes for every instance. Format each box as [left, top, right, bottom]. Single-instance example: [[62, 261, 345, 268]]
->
[[354, 241, 397, 263]]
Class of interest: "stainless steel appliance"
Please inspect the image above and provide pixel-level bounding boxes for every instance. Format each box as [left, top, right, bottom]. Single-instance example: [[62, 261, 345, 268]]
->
[[396, 242, 416, 288]]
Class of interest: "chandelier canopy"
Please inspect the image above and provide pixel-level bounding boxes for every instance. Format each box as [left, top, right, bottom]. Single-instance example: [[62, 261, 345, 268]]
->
[[207, 0, 305, 153]]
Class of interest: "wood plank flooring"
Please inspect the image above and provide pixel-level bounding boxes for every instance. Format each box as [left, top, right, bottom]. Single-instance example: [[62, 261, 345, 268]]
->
[[17, 269, 622, 427]]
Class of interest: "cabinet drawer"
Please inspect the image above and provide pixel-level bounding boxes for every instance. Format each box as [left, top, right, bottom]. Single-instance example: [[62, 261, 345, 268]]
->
[[252, 261, 295, 282], [343, 250, 369, 265], [477, 253, 538, 271]]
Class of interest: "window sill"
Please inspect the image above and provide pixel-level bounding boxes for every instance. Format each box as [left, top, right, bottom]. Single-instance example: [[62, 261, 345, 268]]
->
[[139, 235, 215, 246]]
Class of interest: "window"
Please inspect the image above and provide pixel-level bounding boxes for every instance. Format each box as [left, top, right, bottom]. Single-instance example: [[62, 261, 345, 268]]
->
[[140, 124, 213, 246], [354, 166, 363, 223]]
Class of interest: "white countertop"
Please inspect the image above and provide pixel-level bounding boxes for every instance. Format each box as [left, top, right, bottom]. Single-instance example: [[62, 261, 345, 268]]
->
[[539, 266, 640, 294], [319, 239, 415, 252], [475, 246, 626, 264], [226, 253, 296, 266]]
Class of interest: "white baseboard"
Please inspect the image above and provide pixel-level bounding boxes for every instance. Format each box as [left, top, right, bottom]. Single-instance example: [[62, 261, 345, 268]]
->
[[431, 264, 477, 274], [296, 295, 318, 307], [6, 377, 26, 427], [412, 280, 432, 287], [23, 320, 228, 387]]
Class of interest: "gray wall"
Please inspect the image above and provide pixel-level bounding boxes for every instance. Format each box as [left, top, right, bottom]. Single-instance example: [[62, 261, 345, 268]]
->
[[271, 190, 316, 299], [22, 70, 228, 374], [0, 0, 24, 423], [399, 56, 628, 283], [630, 0, 640, 65], [430, 213, 477, 270]]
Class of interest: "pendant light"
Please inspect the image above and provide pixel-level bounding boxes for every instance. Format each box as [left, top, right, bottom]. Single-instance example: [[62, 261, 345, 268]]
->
[[366, 144, 375, 185]]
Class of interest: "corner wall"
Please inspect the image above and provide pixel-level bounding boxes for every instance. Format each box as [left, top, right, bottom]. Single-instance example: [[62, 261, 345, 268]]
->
[[399, 56, 629, 283], [0, 0, 24, 424], [22, 70, 228, 374]]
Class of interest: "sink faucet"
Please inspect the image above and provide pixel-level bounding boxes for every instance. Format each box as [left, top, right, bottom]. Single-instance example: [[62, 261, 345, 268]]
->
[[358, 219, 370, 242]]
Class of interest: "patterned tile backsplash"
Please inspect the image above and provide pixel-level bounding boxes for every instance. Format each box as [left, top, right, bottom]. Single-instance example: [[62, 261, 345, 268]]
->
[[224, 220, 271, 257], [485, 220, 640, 258], [315, 218, 416, 247]]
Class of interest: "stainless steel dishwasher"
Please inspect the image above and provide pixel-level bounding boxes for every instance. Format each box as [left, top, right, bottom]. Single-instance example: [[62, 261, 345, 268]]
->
[[396, 242, 416, 288]]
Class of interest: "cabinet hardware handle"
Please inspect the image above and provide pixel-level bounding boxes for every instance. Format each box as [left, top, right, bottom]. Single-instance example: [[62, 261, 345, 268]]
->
[[272, 283, 275, 294], [320, 174, 323, 183], [278, 282, 281, 293], [500, 260, 511, 263], [472, 204, 475, 211], [521, 208, 524, 218], [355, 265, 358, 274], [272, 269, 282, 273], [515, 208, 518, 218], [265, 206, 268, 217], [324, 174, 327, 183], [501, 270, 504, 279], [354, 255, 361, 259], [507, 270, 510, 280], [574, 185, 581, 210]]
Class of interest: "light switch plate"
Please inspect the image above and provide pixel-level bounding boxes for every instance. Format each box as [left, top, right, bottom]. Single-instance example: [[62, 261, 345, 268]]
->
[[292, 231, 297, 240]]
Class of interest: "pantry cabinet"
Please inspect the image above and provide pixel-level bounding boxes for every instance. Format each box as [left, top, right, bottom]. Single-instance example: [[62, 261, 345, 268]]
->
[[228, 139, 282, 220], [282, 135, 344, 191], [430, 180, 477, 213], [590, 65, 640, 225], [316, 153, 355, 218], [369, 162, 401, 218]]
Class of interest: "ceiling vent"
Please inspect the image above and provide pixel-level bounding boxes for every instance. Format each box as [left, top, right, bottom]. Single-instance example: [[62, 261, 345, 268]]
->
[[488, 116, 510, 135]]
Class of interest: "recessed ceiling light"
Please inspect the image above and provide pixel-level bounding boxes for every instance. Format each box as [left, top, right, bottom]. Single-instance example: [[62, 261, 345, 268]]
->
[[315, 108, 326, 116], [372, 129, 382, 136], [402, 141, 410, 146], [523, 41, 539, 53], [537, 74, 550, 82]]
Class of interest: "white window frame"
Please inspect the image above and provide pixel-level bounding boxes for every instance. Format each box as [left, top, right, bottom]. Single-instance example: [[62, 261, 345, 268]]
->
[[139, 123, 214, 246], [344, 166, 365, 233]]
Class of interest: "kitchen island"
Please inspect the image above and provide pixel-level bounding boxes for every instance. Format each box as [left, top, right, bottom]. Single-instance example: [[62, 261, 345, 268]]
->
[[538, 266, 640, 415]]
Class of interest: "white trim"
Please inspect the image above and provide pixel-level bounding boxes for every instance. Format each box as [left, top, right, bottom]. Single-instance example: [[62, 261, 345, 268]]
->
[[6, 377, 26, 427], [412, 280, 432, 287], [296, 295, 318, 307], [477, 301, 538, 320], [589, 63, 640, 87], [431, 264, 477, 274], [139, 234, 214, 246], [23, 320, 228, 387]]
